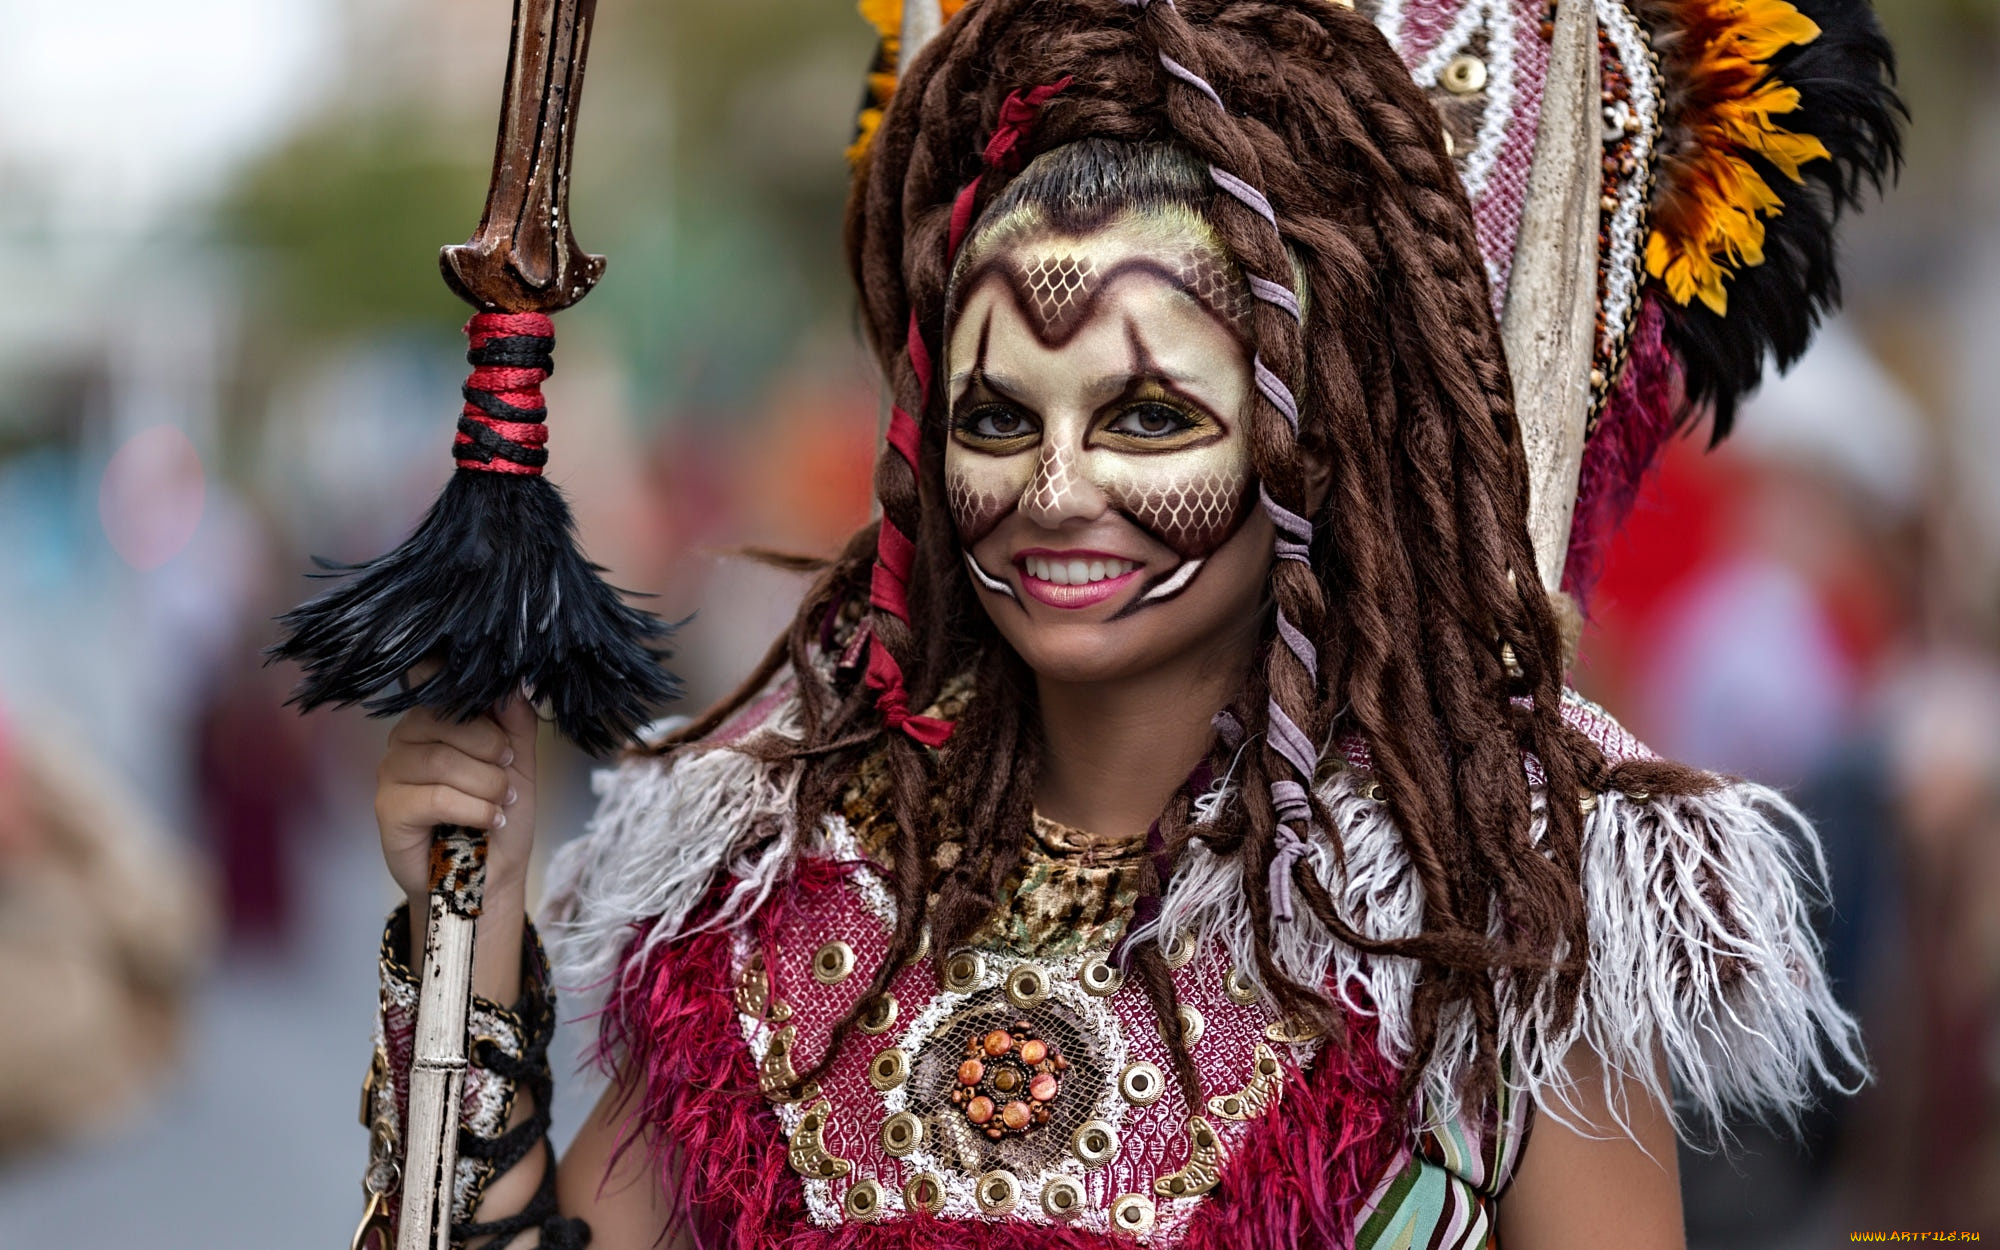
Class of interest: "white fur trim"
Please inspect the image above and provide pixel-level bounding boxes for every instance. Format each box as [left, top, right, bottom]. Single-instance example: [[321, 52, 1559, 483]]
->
[[1129, 772, 1864, 1142], [546, 671, 1860, 1145], [542, 687, 806, 1018]]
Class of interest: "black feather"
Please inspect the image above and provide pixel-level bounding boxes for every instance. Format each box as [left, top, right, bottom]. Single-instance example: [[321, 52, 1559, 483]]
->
[[1658, 0, 1905, 438], [269, 469, 680, 756]]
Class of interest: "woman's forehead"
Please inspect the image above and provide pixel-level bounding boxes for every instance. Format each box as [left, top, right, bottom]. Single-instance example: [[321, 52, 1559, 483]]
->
[[947, 211, 1252, 357]]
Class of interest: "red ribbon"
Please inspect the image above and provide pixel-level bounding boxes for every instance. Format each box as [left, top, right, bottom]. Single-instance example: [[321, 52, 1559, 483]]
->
[[865, 77, 1070, 749], [886, 405, 923, 470], [865, 638, 955, 748], [983, 77, 1074, 172], [946, 77, 1074, 259]]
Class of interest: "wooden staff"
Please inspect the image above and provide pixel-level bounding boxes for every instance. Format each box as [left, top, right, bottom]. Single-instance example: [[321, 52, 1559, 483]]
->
[[399, 8, 602, 1247], [404, 3, 601, 1242]]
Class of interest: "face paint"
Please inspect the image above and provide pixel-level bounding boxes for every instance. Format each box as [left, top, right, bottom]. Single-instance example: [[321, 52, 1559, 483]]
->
[[944, 211, 1258, 612], [958, 247, 1253, 347]]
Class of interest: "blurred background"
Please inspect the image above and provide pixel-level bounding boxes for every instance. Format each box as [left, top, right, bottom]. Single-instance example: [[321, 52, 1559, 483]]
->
[[0, 0, 1991, 1244]]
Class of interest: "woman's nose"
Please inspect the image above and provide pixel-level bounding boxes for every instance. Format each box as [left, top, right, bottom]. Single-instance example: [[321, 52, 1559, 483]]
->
[[1018, 440, 1107, 528]]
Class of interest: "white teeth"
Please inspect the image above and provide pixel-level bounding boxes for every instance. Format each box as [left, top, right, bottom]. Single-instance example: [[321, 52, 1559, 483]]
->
[[1021, 557, 1136, 585]]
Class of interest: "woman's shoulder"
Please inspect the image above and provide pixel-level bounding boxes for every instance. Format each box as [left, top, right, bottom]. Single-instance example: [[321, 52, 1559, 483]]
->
[[1425, 690, 1858, 1136], [1544, 691, 1864, 1140]]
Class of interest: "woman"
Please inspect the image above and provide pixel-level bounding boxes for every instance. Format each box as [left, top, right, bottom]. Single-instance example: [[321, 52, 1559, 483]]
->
[[362, 0, 1895, 1245]]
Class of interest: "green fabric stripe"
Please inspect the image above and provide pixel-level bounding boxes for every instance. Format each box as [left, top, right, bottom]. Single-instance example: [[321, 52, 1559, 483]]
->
[[1355, 1155, 1498, 1250]]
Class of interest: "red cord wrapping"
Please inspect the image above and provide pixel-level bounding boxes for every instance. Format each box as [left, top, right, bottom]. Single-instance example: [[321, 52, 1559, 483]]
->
[[455, 312, 555, 476]]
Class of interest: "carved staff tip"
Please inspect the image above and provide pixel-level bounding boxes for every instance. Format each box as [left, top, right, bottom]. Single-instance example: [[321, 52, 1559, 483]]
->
[[440, 0, 605, 314]]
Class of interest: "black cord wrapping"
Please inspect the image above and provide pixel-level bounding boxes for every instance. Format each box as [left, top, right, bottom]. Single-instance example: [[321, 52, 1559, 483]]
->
[[448, 928, 592, 1249], [454, 325, 554, 470]]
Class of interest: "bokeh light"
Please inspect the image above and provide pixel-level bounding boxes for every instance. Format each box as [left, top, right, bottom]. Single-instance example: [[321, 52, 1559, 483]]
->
[[97, 425, 206, 572]]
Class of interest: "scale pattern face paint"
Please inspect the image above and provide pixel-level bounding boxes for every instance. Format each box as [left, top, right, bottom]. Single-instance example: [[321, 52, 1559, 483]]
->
[[1018, 255, 1100, 341], [948, 390, 1253, 564], [1021, 441, 1087, 525], [944, 213, 1258, 584]]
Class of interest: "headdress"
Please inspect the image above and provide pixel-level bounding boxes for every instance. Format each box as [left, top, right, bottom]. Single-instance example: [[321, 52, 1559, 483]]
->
[[852, 0, 1901, 599]]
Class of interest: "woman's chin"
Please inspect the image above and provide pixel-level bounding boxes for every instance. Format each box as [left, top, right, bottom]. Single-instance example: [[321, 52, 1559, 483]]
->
[[1003, 624, 1175, 687]]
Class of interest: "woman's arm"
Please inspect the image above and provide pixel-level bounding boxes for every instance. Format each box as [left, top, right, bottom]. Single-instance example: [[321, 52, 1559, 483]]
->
[[556, 1072, 680, 1249], [452, 1067, 675, 1249], [1496, 1045, 1686, 1250], [375, 696, 679, 1247]]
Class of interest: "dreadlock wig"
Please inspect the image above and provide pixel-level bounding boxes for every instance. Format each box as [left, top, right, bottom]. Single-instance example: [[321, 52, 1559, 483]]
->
[[705, 0, 1618, 1118], [537, 0, 1882, 1244]]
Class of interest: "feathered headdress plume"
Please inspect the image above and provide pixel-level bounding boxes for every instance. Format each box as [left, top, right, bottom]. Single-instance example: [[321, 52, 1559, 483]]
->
[[1641, 0, 1903, 436]]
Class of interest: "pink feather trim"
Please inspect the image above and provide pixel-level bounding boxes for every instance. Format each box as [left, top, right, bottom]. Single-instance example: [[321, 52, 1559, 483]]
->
[[1563, 296, 1686, 604]]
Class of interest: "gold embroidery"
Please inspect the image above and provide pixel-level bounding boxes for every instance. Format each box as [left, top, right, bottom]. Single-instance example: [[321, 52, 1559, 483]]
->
[[1265, 1016, 1325, 1044], [1110, 1193, 1158, 1236], [942, 950, 986, 993], [1178, 1004, 1206, 1049], [787, 1100, 851, 1180], [1041, 1174, 1086, 1219], [1206, 1042, 1284, 1121], [759, 1025, 818, 1103], [974, 1169, 1021, 1215], [1154, 1116, 1223, 1198], [1071, 1119, 1119, 1168], [734, 953, 791, 1025], [1223, 966, 1260, 1005], [838, 713, 1150, 960], [868, 1047, 910, 1092], [856, 993, 898, 1035], [842, 1177, 884, 1220], [1118, 1061, 1165, 1107], [903, 1172, 946, 1214], [880, 1111, 924, 1157], [1079, 954, 1125, 997], [811, 941, 855, 985]]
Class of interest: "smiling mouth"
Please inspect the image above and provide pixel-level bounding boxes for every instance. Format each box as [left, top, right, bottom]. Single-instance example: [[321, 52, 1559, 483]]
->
[[1014, 551, 1142, 609]]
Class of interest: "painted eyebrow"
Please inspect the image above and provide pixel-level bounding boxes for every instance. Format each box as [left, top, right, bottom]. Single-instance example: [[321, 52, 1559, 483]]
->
[[1107, 316, 1231, 430], [952, 369, 1211, 411]]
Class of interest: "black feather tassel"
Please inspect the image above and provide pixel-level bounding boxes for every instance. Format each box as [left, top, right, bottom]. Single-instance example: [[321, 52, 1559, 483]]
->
[[270, 315, 679, 756]]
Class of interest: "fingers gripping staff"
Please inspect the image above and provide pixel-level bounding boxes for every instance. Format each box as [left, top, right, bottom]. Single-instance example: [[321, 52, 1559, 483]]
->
[[268, 2, 678, 1247]]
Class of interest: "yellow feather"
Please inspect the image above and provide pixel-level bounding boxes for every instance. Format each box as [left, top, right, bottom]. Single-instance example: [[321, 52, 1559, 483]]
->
[[858, 0, 902, 43], [1646, 0, 1831, 311]]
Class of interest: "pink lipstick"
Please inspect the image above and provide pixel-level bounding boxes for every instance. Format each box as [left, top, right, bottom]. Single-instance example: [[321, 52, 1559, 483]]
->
[[1014, 549, 1143, 610]]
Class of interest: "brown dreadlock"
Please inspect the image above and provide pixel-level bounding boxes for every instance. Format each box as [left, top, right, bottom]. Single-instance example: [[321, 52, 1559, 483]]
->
[[656, 0, 1709, 1123]]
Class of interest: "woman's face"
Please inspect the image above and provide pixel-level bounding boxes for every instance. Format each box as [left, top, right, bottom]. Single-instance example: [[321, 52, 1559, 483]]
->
[[944, 213, 1273, 685]]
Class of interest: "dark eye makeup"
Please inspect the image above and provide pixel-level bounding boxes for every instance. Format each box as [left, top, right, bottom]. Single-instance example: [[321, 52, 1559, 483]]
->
[[948, 379, 1223, 455], [952, 402, 1040, 449], [1106, 401, 1200, 438]]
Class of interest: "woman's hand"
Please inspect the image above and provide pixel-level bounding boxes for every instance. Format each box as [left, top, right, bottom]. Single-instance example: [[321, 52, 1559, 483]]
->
[[374, 688, 539, 1001]]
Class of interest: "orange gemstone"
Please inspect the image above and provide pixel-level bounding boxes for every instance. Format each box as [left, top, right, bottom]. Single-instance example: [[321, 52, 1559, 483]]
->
[[957, 1059, 984, 1086], [1029, 1072, 1058, 1102], [1001, 1100, 1032, 1130], [966, 1095, 995, 1124], [982, 1030, 1014, 1057], [1019, 1039, 1047, 1065]]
